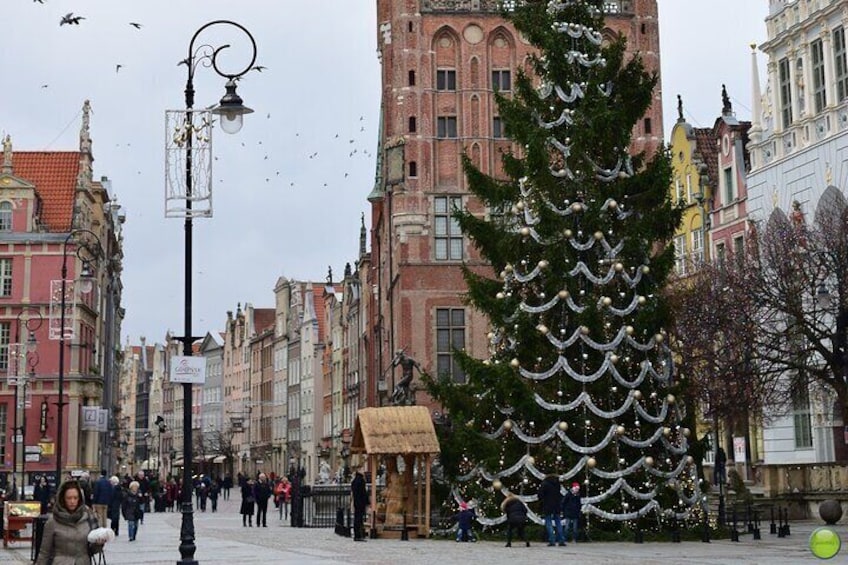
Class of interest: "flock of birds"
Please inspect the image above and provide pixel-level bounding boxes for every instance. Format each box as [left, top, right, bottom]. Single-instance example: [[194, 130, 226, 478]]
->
[[30, 0, 377, 192]]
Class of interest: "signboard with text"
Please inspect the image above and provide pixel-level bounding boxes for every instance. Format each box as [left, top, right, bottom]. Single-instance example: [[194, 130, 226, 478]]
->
[[170, 356, 206, 384], [733, 436, 747, 463]]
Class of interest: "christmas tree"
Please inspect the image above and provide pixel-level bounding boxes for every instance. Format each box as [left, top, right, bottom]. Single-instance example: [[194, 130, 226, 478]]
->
[[426, 0, 696, 534]]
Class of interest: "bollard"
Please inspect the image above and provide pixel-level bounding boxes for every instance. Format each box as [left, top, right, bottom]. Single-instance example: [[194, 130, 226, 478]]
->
[[746, 502, 754, 533], [731, 507, 740, 542], [777, 507, 786, 538], [783, 507, 790, 536], [769, 507, 777, 535], [401, 513, 409, 541], [369, 510, 378, 539], [752, 507, 761, 540]]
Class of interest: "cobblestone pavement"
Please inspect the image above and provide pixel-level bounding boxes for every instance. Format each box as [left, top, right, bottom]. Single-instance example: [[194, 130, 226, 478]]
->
[[1, 497, 844, 564]]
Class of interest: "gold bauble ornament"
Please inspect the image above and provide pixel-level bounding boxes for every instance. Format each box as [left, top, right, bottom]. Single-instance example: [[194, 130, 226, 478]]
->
[[538, 259, 549, 269], [602, 296, 612, 307], [520, 227, 531, 237], [558, 421, 568, 431], [662, 427, 671, 436], [558, 290, 569, 299], [580, 325, 590, 335], [625, 325, 635, 335], [608, 199, 618, 209], [492, 479, 503, 491], [571, 202, 583, 212], [633, 390, 642, 400], [594, 231, 604, 240], [516, 201, 525, 210], [654, 333, 664, 343], [487, 332, 495, 340], [641, 266, 650, 274], [637, 296, 646, 305], [682, 427, 691, 437], [610, 354, 619, 364], [614, 262, 624, 272], [586, 457, 597, 468], [644, 456, 654, 467], [686, 455, 695, 465], [496, 292, 505, 300], [505, 264, 514, 273], [615, 425, 626, 436], [537, 324, 549, 335], [503, 420, 513, 430], [526, 456, 535, 465], [510, 358, 520, 368], [564, 229, 573, 238], [666, 394, 676, 404]]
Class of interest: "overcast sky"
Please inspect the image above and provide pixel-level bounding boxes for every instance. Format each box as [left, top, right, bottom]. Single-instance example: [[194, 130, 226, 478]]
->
[[0, 1, 768, 344]]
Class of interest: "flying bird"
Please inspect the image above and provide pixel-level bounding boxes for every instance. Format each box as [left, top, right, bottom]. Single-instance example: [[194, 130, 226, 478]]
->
[[116, 64, 123, 73], [129, 22, 142, 29], [60, 13, 84, 25], [40, 84, 48, 88], [33, 0, 45, 4], [251, 65, 267, 72]]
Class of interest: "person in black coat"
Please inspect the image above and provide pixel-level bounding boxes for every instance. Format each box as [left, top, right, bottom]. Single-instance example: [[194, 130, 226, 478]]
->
[[350, 465, 368, 541], [240, 479, 255, 527], [121, 481, 144, 541], [33, 476, 52, 515], [538, 474, 565, 546], [562, 482, 582, 543], [108, 476, 123, 536], [253, 473, 272, 527], [501, 495, 529, 547]]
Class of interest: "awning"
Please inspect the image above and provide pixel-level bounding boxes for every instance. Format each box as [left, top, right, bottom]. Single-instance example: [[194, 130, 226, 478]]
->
[[212, 455, 227, 464]]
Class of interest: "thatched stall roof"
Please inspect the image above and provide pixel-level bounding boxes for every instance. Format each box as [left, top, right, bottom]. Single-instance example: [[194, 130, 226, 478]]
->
[[351, 406, 440, 455]]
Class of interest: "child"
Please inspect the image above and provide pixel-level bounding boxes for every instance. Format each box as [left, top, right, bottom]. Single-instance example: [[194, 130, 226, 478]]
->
[[453, 501, 477, 542]]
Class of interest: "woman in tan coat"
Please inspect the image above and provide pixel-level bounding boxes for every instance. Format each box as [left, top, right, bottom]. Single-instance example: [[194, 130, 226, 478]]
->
[[36, 480, 100, 565]]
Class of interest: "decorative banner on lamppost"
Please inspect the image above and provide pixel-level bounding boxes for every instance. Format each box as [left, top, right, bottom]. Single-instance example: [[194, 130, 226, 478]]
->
[[48, 279, 77, 341], [165, 109, 213, 219], [81, 406, 99, 431], [170, 355, 206, 384]]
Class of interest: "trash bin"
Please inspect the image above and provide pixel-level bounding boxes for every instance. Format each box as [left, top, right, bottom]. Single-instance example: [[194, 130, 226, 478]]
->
[[31, 514, 48, 562]]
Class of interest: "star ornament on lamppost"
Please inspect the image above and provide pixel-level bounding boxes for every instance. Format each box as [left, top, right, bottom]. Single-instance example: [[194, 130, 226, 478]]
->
[[165, 20, 258, 565], [49, 229, 102, 489]]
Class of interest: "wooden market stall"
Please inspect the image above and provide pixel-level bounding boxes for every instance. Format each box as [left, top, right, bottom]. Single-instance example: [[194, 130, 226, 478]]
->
[[351, 406, 440, 539]]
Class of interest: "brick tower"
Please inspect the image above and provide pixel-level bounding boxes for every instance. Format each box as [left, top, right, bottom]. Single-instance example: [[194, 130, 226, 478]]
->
[[367, 0, 662, 410]]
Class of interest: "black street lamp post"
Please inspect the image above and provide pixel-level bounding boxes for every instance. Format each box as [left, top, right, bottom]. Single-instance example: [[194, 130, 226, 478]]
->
[[173, 21, 256, 565], [54, 229, 101, 485], [10, 310, 42, 499]]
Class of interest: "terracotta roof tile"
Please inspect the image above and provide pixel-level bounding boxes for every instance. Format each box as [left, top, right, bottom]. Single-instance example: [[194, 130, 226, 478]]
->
[[692, 128, 718, 189], [11, 152, 80, 232]]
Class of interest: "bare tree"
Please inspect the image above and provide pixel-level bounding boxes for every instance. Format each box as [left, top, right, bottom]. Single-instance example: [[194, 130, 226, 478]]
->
[[742, 193, 848, 459]]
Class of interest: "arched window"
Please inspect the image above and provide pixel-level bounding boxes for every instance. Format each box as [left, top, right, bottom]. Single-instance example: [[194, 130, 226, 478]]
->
[[0, 202, 11, 231]]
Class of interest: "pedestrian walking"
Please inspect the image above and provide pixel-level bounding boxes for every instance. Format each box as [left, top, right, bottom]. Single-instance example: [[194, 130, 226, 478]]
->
[[240, 479, 256, 527], [253, 473, 272, 527], [501, 494, 530, 547], [108, 476, 123, 537], [35, 480, 102, 565], [222, 474, 233, 500], [121, 481, 144, 542], [33, 476, 52, 515], [538, 474, 565, 546], [350, 464, 368, 541], [452, 501, 477, 542], [562, 482, 582, 543], [92, 469, 114, 528], [209, 480, 220, 513], [275, 477, 291, 520]]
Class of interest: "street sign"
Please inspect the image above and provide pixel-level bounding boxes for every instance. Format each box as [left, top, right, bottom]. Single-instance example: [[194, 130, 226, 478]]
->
[[25, 445, 43, 455], [13, 434, 22, 444], [39, 442, 54, 455], [24, 454, 40, 463], [7, 377, 17, 386]]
